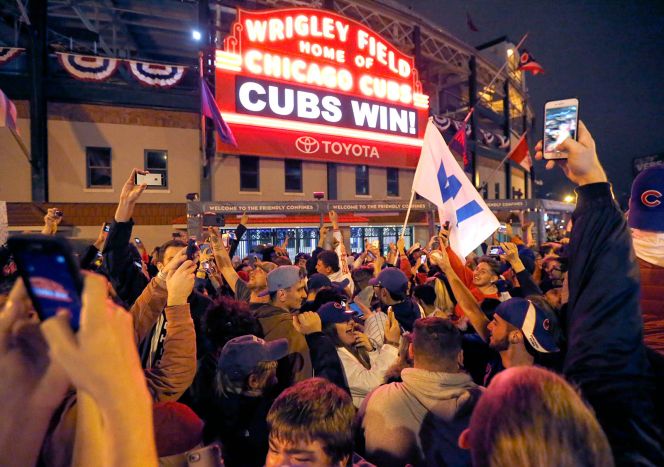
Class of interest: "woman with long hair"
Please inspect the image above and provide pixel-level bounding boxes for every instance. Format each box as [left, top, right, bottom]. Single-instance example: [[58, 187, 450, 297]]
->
[[316, 302, 401, 408]]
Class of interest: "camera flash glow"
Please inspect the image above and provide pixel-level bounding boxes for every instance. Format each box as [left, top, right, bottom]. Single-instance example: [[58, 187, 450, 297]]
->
[[192, 30, 202, 41]]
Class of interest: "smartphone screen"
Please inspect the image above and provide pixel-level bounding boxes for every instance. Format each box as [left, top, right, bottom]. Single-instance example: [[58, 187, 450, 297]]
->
[[420, 255, 427, 264], [349, 302, 364, 317], [9, 237, 82, 331], [489, 245, 505, 256], [134, 237, 141, 244], [135, 173, 163, 186], [103, 223, 110, 233], [543, 99, 579, 159], [186, 239, 199, 261]]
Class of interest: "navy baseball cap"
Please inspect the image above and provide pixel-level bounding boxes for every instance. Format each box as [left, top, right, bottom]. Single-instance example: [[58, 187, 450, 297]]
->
[[628, 166, 664, 232], [308, 273, 332, 291], [217, 335, 288, 378], [258, 265, 302, 297], [495, 298, 559, 353], [316, 301, 355, 326], [369, 267, 408, 295]]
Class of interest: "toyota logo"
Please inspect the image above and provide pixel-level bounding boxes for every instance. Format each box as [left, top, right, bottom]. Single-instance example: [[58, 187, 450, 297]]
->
[[295, 136, 320, 154]]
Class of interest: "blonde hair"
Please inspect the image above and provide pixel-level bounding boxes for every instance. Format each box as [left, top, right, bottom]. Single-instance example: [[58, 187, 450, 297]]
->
[[469, 366, 613, 467], [433, 278, 455, 316]]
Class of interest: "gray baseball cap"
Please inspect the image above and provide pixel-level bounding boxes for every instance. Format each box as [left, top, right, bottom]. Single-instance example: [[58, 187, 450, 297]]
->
[[258, 265, 302, 297]]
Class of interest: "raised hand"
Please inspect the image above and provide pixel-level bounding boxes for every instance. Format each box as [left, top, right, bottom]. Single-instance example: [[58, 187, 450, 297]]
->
[[41, 208, 62, 235], [354, 331, 373, 351], [534, 120, 607, 186], [166, 260, 196, 306], [384, 308, 402, 345], [115, 169, 149, 222], [292, 312, 322, 335], [94, 223, 108, 250], [328, 210, 339, 228]]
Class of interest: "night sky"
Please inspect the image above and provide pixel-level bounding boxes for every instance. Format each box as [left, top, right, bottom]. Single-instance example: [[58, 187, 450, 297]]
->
[[398, 0, 664, 205]]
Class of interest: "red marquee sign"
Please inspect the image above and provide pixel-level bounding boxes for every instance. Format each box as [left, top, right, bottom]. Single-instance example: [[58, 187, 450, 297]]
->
[[215, 8, 429, 168]]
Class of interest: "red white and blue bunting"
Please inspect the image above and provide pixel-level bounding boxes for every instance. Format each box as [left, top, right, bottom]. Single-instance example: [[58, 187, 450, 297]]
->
[[127, 61, 186, 88], [433, 115, 512, 150], [0, 47, 25, 64], [57, 52, 120, 81]]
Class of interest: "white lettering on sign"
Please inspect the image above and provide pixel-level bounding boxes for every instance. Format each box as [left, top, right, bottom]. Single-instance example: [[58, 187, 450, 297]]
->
[[351, 101, 416, 134], [245, 16, 350, 43], [293, 135, 380, 160], [237, 80, 416, 136], [244, 50, 354, 92]]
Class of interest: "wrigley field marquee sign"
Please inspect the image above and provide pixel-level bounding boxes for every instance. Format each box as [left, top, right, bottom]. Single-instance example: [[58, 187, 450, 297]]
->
[[215, 8, 429, 168]]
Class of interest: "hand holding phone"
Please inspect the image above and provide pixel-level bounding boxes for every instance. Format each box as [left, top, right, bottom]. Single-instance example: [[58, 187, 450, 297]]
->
[[186, 239, 199, 261], [135, 172, 163, 186], [488, 245, 505, 258], [543, 98, 579, 160], [8, 235, 83, 331]]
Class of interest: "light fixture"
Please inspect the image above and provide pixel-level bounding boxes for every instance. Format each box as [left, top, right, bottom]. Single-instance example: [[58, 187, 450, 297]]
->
[[563, 194, 575, 203], [192, 29, 202, 41], [507, 48, 514, 57]]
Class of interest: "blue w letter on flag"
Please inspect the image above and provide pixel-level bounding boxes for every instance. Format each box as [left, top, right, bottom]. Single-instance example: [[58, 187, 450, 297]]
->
[[412, 120, 499, 258]]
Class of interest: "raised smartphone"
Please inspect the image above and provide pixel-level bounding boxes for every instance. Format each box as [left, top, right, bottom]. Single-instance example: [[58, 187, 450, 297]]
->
[[135, 172, 163, 186], [543, 98, 579, 160], [8, 235, 83, 331]]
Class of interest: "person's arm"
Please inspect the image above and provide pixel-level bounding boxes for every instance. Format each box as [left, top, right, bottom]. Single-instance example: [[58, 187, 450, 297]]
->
[[293, 312, 350, 394], [228, 212, 249, 258], [130, 277, 168, 343], [500, 242, 543, 297], [372, 254, 385, 278], [330, 211, 350, 275], [102, 169, 150, 305], [431, 249, 490, 342], [40, 208, 62, 235], [80, 224, 108, 270], [72, 391, 105, 467], [79, 244, 100, 271], [0, 281, 70, 467], [41, 274, 158, 467], [536, 123, 664, 466], [353, 251, 368, 270], [144, 304, 197, 402], [208, 226, 240, 293]]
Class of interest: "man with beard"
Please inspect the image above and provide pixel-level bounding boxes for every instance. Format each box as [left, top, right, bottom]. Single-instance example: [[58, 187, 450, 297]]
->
[[430, 248, 559, 385]]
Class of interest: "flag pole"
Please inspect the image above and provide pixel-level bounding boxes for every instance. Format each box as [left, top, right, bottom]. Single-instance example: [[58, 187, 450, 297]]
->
[[198, 52, 206, 172], [466, 32, 528, 195], [9, 128, 32, 166], [400, 188, 416, 239]]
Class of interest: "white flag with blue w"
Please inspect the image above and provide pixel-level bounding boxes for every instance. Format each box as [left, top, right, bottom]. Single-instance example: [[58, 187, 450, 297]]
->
[[413, 119, 499, 258]]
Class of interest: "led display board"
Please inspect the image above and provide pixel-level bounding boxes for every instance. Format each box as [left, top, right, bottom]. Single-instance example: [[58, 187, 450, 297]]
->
[[215, 8, 429, 168]]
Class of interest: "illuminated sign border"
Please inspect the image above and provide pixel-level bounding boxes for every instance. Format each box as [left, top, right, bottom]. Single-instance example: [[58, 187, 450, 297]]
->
[[215, 7, 429, 168]]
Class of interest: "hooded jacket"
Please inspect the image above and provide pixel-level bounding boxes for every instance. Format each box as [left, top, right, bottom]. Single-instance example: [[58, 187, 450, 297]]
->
[[357, 368, 483, 467], [254, 303, 312, 387]]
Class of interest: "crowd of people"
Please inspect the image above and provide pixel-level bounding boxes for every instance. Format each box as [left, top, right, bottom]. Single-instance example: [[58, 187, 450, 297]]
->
[[0, 121, 663, 467]]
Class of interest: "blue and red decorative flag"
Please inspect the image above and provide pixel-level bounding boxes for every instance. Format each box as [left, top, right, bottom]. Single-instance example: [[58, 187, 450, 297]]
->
[[0, 47, 24, 64], [57, 52, 120, 81], [127, 61, 186, 88], [517, 49, 544, 75], [448, 120, 471, 173], [201, 77, 237, 148]]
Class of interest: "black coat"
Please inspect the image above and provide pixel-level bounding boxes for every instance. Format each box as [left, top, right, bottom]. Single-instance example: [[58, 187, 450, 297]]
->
[[563, 182, 663, 465]]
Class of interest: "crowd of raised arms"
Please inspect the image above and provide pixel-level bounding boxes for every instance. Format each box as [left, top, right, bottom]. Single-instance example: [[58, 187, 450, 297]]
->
[[1, 122, 663, 467]]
